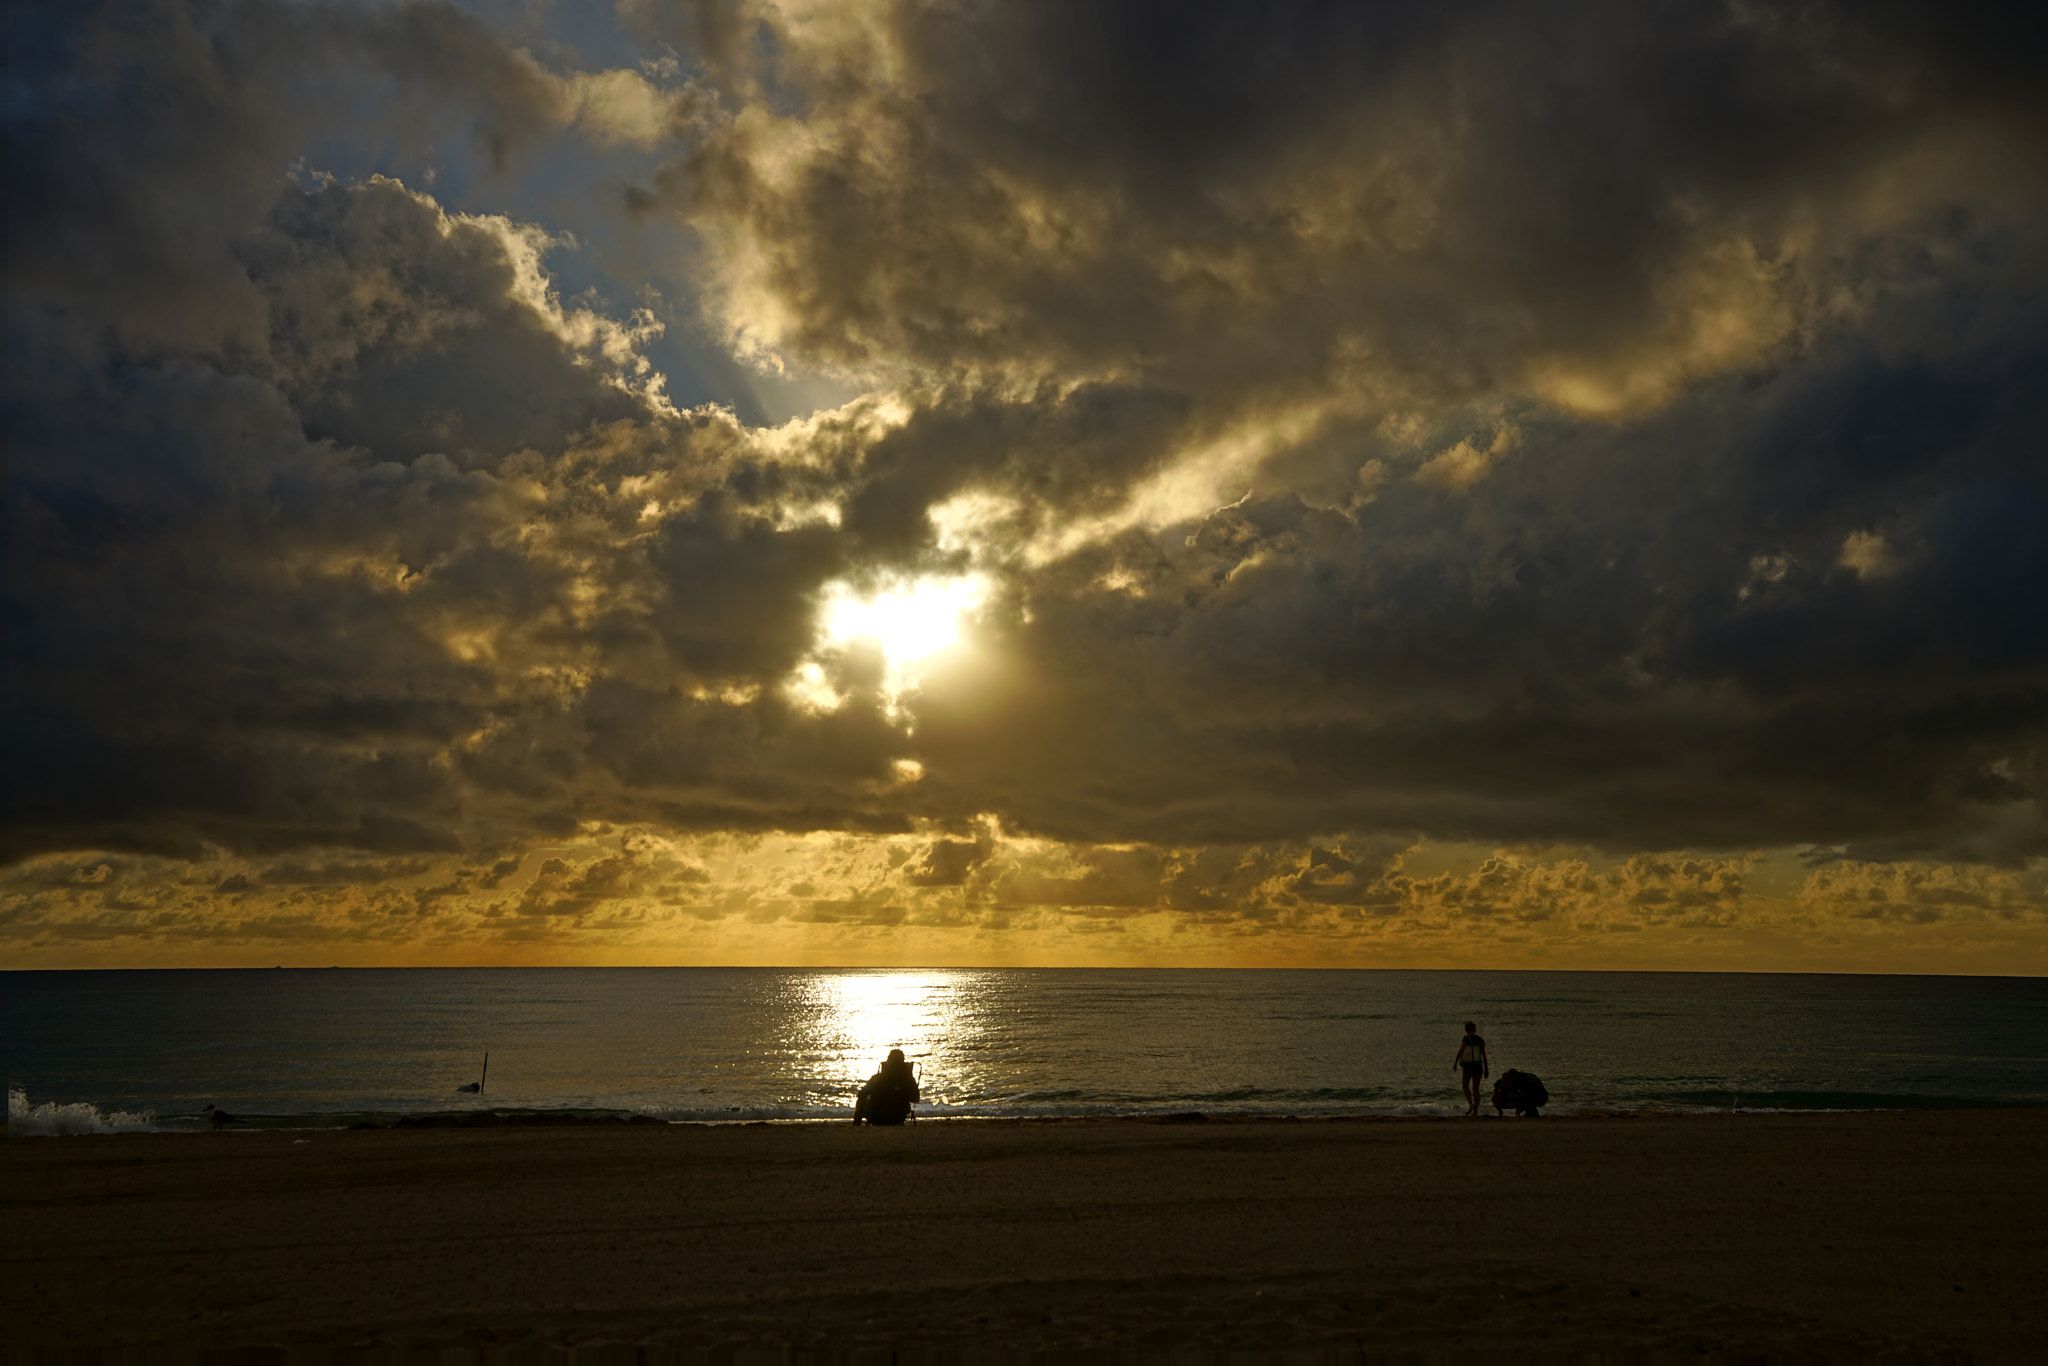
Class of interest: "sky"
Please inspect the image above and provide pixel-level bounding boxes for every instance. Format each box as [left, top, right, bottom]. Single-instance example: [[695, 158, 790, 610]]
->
[[6, 0, 2046, 972]]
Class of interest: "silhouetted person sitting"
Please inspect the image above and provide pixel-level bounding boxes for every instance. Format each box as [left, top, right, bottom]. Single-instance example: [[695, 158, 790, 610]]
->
[[852, 1048, 920, 1126], [1491, 1069, 1549, 1117]]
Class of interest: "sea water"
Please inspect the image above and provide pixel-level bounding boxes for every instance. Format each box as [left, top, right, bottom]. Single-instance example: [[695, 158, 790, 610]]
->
[[6, 968, 2045, 1133]]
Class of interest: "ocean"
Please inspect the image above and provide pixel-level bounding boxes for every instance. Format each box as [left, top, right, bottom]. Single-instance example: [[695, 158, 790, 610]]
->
[[7, 968, 2045, 1134]]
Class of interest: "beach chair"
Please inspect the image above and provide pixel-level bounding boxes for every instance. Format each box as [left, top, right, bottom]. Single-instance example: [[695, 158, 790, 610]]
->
[[855, 1061, 921, 1125]]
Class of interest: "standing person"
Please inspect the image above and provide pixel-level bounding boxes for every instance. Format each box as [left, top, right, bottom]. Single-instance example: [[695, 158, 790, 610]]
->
[[1453, 1022, 1489, 1117], [852, 1048, 921, 1126]]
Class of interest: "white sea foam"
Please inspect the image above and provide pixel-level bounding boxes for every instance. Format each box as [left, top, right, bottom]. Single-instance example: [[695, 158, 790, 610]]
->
[[8, 1086, 157, 1136]]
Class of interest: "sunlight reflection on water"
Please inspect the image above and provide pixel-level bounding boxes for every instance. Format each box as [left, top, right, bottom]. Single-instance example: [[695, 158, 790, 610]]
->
[[798, 970, 966, 1092]]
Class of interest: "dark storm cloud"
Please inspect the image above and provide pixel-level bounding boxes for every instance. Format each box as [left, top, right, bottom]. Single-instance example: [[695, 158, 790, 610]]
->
[[647, 0, 2047, 863], [911, 323, 2046, 859], [669, 0, 2047, 405], [3, 0, 916, 867], [5, 0, 2046, 943], [8, 0, 564, 367]]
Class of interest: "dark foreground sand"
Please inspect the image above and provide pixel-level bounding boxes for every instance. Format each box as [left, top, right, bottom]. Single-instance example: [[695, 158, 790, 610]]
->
[[7, 1110, 2045, 1358]]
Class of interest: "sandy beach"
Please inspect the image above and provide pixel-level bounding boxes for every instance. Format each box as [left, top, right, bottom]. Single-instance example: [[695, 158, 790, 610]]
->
[[7, 1109, 2044, 1357]]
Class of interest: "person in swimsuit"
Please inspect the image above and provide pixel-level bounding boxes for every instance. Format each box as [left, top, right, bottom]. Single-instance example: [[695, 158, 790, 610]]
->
[[1453, 1022, 1489, 1117]]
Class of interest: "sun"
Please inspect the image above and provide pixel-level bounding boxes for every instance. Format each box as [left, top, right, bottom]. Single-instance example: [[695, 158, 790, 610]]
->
[[818, 574, 987, 669], [783, 572, 991, 715]]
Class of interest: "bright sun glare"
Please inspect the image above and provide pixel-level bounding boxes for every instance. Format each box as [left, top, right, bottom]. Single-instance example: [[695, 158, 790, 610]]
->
[[819, 575, 986, 668]]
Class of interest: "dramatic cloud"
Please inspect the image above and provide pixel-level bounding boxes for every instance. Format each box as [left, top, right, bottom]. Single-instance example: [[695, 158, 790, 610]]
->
[[5, 0, 2045, 967]]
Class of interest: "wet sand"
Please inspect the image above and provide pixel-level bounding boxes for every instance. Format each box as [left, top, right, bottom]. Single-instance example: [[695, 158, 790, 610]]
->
[[8, 1109, 2044, 1356]]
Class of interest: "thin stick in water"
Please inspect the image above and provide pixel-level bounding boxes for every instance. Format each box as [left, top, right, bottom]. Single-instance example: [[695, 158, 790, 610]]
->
[[480, 1052, 489, 1097]]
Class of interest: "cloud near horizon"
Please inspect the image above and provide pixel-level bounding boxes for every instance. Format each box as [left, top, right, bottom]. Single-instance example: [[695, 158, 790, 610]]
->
[[6, 0, 2046, 969]]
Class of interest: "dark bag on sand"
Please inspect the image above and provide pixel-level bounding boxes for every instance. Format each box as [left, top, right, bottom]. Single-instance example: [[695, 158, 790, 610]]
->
[[1493, 1069, 1549, 1114]]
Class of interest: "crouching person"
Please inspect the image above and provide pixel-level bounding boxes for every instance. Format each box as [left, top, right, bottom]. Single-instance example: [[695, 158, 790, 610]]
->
[[1491, 1068, 1549, 1117], [852, 1048, 921, 1126]]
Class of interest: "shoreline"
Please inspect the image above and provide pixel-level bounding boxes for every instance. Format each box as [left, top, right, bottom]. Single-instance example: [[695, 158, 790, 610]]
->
[[16, 1098, 2042, 1139], [9, 1108, 2045, 1354]]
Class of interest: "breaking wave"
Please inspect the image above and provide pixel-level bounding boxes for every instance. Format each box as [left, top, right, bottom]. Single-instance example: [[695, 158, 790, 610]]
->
[[9, 1086, 158, 1136]]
